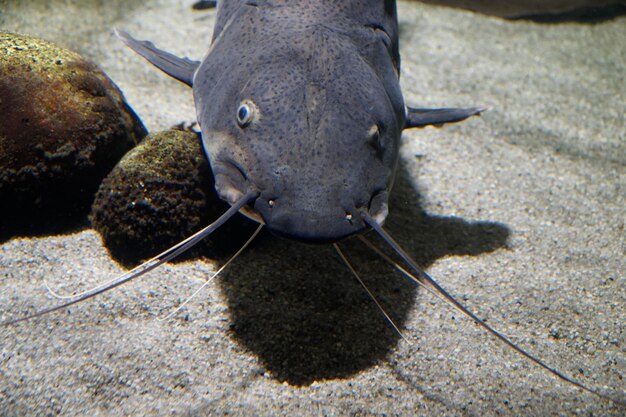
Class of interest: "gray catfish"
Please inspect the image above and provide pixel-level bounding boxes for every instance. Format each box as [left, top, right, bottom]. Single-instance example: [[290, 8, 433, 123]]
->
[[5, 0, 621, 405], [122, 0, 482, 243]]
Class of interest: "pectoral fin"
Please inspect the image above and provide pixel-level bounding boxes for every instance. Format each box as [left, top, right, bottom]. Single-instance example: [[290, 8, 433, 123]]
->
[[404, 106, 487, 129], [115, 29, 200, 87]]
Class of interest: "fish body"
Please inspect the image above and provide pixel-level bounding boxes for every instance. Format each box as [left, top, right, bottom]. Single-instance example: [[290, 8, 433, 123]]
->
[[117, 0, 480, 243]]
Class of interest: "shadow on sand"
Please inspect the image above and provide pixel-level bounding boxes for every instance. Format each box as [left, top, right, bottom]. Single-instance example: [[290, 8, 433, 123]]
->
[[218, 159, 510, 385]]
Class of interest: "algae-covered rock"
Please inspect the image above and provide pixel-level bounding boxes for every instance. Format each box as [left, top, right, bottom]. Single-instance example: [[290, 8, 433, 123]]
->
[[0, 32, 146, 235], [91, 129, 254, 266]]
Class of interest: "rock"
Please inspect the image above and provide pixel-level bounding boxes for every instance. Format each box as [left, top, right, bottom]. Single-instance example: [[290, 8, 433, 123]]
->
[[0, 32, 147, 236], [90, 129, 255, 266], [416, 0, 626, 19]]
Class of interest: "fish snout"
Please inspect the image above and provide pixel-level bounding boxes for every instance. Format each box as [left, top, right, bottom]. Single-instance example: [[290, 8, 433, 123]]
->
[[255, 200, 361, 243], [252, 190, 389, 244]]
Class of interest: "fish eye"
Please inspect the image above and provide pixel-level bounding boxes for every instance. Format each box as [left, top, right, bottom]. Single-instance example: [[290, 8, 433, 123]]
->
[[237, 100, 256, 127]]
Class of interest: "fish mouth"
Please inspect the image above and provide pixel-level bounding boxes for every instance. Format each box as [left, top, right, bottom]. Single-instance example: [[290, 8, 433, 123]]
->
[[257, 203, 366, 244], [249, 190, 390, 244]]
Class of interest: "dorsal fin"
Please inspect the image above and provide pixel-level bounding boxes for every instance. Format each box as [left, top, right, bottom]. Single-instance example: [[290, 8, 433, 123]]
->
[[115, 29, 200, 87]]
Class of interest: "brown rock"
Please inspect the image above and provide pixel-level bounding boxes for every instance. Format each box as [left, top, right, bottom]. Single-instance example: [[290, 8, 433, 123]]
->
[[90, 129, 254, 266], [0, 32, 146, 236]]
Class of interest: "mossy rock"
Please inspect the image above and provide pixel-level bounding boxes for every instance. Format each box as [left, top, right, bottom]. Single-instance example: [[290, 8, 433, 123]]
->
[[0, 32, 146, 236], [91, 129, 255, 266]]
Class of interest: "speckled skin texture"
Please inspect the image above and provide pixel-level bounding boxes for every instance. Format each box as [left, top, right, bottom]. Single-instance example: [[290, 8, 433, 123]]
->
[[90, 129, 254, 266], [0, 32, 146, 236], [198, 0, 405, 242]]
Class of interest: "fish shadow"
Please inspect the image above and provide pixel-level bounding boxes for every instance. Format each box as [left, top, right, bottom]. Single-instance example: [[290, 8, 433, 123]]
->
[[217, 159, 511, 385]]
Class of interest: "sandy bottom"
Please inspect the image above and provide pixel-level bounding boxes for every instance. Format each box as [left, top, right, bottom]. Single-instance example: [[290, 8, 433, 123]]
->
[[1, 1, 624, 416]]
